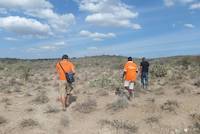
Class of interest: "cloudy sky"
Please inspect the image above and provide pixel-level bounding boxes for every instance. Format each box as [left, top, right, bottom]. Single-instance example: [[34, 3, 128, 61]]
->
[[0, 0, 200, 59]]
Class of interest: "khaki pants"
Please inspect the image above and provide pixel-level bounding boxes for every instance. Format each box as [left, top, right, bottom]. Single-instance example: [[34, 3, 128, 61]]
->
[[124, 80, 135, 90], [59, 81, 73, 97]]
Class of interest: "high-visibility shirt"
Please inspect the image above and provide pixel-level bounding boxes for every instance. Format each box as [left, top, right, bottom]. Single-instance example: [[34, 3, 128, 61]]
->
[[124, 61, 138, 81], [56, 59, 75, 80]]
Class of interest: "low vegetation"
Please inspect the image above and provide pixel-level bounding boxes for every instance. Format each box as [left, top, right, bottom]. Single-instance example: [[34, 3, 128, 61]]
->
[[99, 119, 138, 134], [107, 97, 129, 111], [73, 98, 97, 113], [20, 119, 39, 128]]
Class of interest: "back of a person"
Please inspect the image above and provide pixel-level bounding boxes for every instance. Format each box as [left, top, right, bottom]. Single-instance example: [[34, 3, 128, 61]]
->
[[141, 61, 149, 73], [56, 59, 74, 80], [140, 58, 149, 89], [125, 61, 137, 81], [55, 54, 75, 111]]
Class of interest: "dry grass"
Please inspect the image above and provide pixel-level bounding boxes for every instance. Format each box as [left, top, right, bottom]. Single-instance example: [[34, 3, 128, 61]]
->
[[194, 79, 200, 87], [99, 119, 138, 134], [20, 119, 39, 128], [107, 97, 128, 111], [161, 100, 179, 113], [44, 105, 60, 113], [187, 113, 200, 134], [73, 98, 97, 113], [32, 92, 49, 104], [145, 116, 160, 126], [0, 116, 7, 125], [96, 90, 109, 96]]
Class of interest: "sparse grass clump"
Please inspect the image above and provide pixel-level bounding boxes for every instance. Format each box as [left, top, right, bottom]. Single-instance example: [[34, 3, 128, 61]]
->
[[89, 75, 112, 88], [32, 92, 49, 104], [0, 116, 7, 125], [188, 113, 200, 133], [20, 119, 39, 128], [194, 79, 200, 87], [107, 97, 128, 111], [145, 116, 159, 126], [44, 105, 60, 113], [99, 119, 138, 134], [96, 90, 109, 96], [73, 98, 97, 113], [161, 100, 179, 113]]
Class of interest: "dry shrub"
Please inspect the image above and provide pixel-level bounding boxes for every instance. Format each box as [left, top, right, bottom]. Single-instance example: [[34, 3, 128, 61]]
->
[[145, 116, 159, 126], [1, 97, 12, 105], [44, 105, 60, 113], [26, 108, 34, 112], [96, 90, 109, 96], [154, 87, 165, 95], [194, 79, 200, 87], [99, 119, 138, 134], [175, 87, 191, 95], [73, 98, 97, 113], [150, 63, 167, 78], [107, 97, 128, 111], [161, 100, 179, 113], [20, 66, 31, 81], [20, 119, 39, 128], [0, 116, 7, 125], [188, 113, 200, 133], [32, 92, 49, 104]]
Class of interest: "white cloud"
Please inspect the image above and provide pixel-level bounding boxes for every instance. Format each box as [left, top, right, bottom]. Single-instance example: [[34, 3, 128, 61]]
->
[[87, 46, 98, 50], [55, 41, 65, 46], [0, 16, 52, 37], [80, 30, 116, 41], [26, 9, 75, 32], [77, 0, 141, 30], [0, 0, 75, 36], [184, 23, 195, 28], [0, 0, 53, 10], [164, 0, 195, 7], [4, 37, 18, 41], [27, 42, 66, 52], [190, 2, 200, 9]]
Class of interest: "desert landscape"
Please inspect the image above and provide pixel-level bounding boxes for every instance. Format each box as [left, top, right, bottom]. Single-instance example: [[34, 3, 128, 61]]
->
[[0, 55, 200, 134]]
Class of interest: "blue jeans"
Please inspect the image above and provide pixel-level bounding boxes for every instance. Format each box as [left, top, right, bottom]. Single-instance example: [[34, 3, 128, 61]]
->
[[141, 72, 148, 88]]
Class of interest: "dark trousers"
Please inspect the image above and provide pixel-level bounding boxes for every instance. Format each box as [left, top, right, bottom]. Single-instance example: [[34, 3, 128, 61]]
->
[[141, 72, 148, 88]]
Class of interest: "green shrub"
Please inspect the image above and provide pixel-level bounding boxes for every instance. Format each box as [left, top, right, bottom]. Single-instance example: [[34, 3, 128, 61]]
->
[[151, 63, 167, 78], [20, 66, 31, 81]]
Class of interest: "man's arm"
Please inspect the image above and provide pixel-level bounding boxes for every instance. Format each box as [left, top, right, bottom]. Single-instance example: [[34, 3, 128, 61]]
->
[[123, 71, 126, 78]]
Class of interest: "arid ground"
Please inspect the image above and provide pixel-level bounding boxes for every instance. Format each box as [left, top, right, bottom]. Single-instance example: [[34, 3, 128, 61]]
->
[[0, 56, 200, 134]]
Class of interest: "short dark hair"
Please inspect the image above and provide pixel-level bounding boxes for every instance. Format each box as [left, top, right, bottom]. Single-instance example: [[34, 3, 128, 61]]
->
[[62, 55, 68, 59], [128, 57, 132, 61], [142, 57, 145, 61]]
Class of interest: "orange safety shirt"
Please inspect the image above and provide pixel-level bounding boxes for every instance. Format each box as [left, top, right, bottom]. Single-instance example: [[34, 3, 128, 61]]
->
[[56, 59, 75, 80], [124, 61, 138, 81]]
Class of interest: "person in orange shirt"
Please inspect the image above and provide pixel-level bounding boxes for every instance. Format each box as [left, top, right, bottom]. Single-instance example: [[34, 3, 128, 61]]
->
[[123, 57, 138, 100], [56, 55, 75, 111]]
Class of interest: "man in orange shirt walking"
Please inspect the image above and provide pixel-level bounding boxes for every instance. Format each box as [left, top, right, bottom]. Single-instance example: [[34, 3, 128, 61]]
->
[[123, 57, 138, 100], [56, 55, 75, 111]]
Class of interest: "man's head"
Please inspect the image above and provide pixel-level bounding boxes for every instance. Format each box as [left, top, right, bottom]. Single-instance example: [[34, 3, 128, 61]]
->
[[128, 57, 132, 61], [142, 57, 145, 62], [62, 55, 69, 60]]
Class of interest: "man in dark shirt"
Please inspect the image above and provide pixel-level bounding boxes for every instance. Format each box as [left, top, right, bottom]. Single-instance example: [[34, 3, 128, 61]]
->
[[140, 57, 150, 89]]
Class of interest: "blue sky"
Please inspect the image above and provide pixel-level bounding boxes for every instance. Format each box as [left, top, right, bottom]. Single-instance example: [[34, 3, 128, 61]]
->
[[0, 0, 200, 59]]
